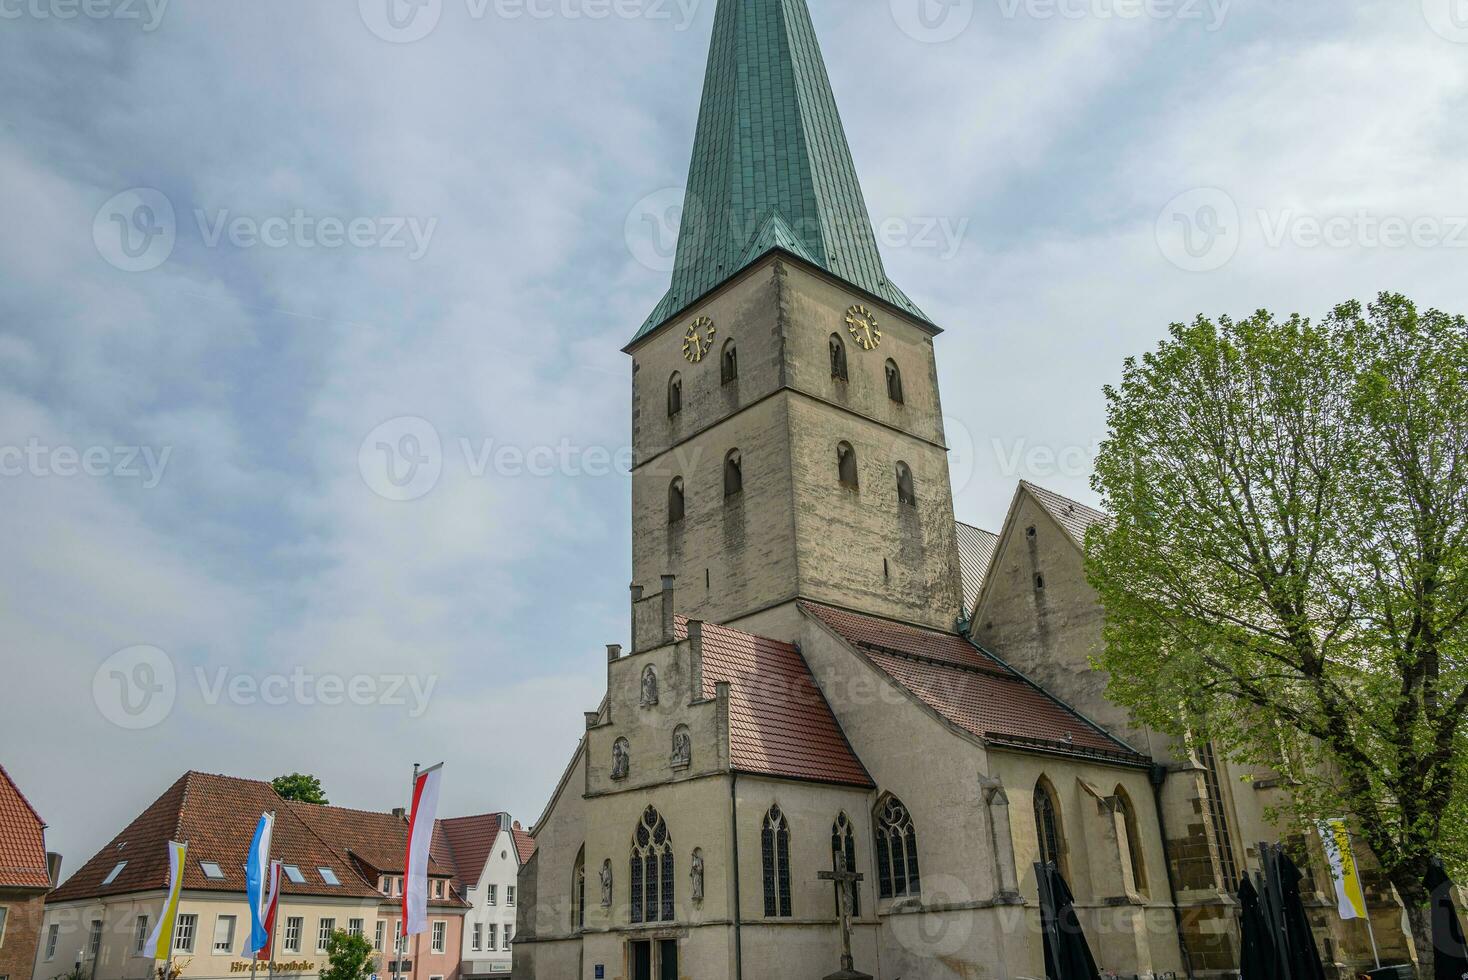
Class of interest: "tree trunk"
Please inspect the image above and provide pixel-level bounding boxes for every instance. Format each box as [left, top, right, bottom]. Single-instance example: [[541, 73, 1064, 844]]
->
[[1398, 875, 1435, 980]]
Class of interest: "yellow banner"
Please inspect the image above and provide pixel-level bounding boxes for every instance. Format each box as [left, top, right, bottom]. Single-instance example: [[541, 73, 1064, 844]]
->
[[1317, 818, 1366, 920], [144, 840, 188, 961]]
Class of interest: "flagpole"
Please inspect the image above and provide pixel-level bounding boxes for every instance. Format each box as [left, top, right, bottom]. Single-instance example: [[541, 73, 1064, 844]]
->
[[1343, 830, 1382, 968], [409, 764, 418, 980]]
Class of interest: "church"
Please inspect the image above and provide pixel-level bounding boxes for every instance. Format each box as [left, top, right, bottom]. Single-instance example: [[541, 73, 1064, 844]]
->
[[512, 1, 1410, 978]]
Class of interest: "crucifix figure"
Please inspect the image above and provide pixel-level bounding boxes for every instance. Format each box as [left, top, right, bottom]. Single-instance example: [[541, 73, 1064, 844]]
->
[[817, 867, 871, 980]]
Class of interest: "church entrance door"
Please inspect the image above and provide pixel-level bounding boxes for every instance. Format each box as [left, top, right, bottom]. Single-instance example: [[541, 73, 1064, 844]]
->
[[658, 939, 678, 980], [631, 940, 652, 980]]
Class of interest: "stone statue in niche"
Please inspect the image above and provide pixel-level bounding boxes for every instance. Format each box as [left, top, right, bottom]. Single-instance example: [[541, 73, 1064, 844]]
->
[[640, 665, 659, 706], [690, 848, 705, 905], [611, 737, 629, 780], [599, 860, 612, 908], [671, 726, 691, 769]]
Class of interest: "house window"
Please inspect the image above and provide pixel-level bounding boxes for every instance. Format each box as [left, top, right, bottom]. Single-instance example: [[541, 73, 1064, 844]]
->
[[282, 865, 305, 885], [885, 359, 904, 403], [283, 917, 303, 953], [46, 922, 60, 960], [102, 860, 127, 885], [668, 372, 683, 417], [212, 915, 236, 954], [503, 926, 512, 950], [630, 805, 674, 924], [431, 921, 445, 954], [507, 886, 516, 907], [1034, 779, 1065, 874], [134, 915, 148, 956], [874, 795, 921, 900], [1198, 740, 1241, 891], [487, 884, 497, 906], [433, 880, 444, 899], [347, 918, 364, 938], [88, 919, 103, 959], [831, 812, 860, 917], [173, 914, 197, 953], [374, 920, 385, 952], [724, 449, 743, 497], [316, 917, 335, 953], [319, 867, 341, 887], [199, 861, 224, 880], [837, 442, 859, 490], [471, 922, 482, 951], [721, 340, 738, 385], [761, 805, 793, 918], [896, 462, 916, 507], [668, 477, 685, 523], [573, 846, 586, 931], [487, 924, 497, 951], [1114, 787, 1149, 895], [829, 334, 848, 381], [396, 921, 408, 954]]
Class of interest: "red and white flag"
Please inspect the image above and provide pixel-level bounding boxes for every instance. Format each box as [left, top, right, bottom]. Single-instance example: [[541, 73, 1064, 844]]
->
[[254, 860, 282, 962], [402, 763, 444, 936]]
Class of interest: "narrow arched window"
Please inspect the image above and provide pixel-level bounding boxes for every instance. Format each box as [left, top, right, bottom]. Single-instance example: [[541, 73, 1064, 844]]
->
[[724, 449, 743, 497], [572, 846, 586, 931], [896, 462, 916, 507], [1115, 787, 1148, 894], [1034, 780, 1065, 874], [829, 334, 848, 381], [831, 812, 860, 917], [874, 795, 920, 899], [837, 442, 859, 489], [668, 373, 682, 417], [761, 805, 792, 917], [721, 340, 738, 385], [668, 477, 685, 523], [885, 359, 904, 404], [630, 806, 673, 924]]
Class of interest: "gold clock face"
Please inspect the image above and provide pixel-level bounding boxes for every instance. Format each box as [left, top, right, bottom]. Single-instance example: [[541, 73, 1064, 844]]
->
[[682, 316, 716, 363], [845, 304, 880, 350]]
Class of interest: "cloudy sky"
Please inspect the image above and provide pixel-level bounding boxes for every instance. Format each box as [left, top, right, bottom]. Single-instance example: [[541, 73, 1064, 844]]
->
[[2, 0, 1466, 869]]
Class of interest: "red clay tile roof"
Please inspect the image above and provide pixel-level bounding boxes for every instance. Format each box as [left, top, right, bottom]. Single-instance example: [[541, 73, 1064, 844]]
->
[[510, 824, 535, 866], [801, 603, 1146, 764], [1022, 480, 1109, 548], [0, 764, 51, 889], [50, 772, 465, 907], [674, 618, 873, 788], [435, 813, 502, 888], [955, 521, 999, 616], [287, 800, 459, 887]]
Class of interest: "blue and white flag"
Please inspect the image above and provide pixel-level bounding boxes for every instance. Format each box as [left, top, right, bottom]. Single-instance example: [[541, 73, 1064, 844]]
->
[[246, 811, 275, 953]]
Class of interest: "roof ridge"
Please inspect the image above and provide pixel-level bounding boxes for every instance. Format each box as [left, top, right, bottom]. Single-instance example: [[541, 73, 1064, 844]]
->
[[0, 763, 46, 830]]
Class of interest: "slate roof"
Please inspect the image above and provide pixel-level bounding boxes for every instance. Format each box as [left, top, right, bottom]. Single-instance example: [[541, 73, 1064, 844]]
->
[[955, 521, 999, 616], [800, 603, 1147, 764], [0, 764, 51, 890], [630, 0, 930, 345], [50, 772, 465, 907], [674, 617, 873, 788], [1022, 480, 1108, 549]]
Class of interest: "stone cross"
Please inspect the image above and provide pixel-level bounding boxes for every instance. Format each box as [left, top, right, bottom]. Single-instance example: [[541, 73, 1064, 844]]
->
[[817, 867, 870, 980]]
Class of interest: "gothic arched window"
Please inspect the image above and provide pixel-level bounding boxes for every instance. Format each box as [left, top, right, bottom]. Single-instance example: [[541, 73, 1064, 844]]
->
[[761, 805, 792, 917], [885, 359, 904, 404], [831, 812, 860, 917], [668, 373, 682, 417], [1115, 786, 1148, 895], [668, 477, 685, 524], [874, 795, 921, 899], [630, 806, 674, 924], [896, 462, 916, 507], [837, 442, 859, 490], [572, 846, 586, 932], [829, 334, 848, 381], [1034, 779, 1065, 874], [721, 340, 738, 385], [724, 449, 743, 497]]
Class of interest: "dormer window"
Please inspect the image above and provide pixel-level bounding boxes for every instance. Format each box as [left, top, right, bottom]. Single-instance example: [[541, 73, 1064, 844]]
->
[[318, 867, 340, 886], [102, 861, 127, 885], [885, 359, 904, 404], [721, 340, 738, 385], [199, 861, 224, 880], [668, 373, 682, 417], [282, 864, 305, 884]]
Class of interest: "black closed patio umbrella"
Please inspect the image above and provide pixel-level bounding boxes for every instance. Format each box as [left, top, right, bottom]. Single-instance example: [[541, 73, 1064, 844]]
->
[[1238, 875, 1279, 980], [1428, 858, 1468, 980], [1035, 862, 1101, 980], [1259, 843, 1327, 980]]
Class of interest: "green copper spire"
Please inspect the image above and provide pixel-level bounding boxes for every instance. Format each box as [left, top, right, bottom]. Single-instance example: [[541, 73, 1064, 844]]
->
[[630, 0, 929, 344]]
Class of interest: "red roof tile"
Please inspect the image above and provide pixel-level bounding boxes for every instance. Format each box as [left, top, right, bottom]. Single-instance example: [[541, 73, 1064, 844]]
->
[[510, 823, 535, 866], [0, 764, 51, 890], [435, 813, 502, 888], [801, 603, 1145, 764], [674, 618, 873, 788]]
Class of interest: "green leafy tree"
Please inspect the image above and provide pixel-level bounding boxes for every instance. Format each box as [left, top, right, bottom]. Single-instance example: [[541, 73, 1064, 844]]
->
[[1087, 293, 1467, 975], [320, 931, 376, 980], [271, 773, 328, 805]]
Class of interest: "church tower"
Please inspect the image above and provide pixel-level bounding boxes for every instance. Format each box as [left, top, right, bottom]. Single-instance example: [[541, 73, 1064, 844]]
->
[[626, 0, 963, 633]]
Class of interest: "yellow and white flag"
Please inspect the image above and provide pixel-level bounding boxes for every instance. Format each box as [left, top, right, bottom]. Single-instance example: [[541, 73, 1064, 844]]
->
[[1317, 818, 1367, 920], [144, 840, 188, 961]]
